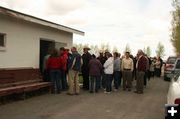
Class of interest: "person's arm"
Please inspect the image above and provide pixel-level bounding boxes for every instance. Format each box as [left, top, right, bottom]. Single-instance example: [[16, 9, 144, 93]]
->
[[71, 58, 76, 69], [121, 59, 124, 71], [81, 58, 83, 67], [103, 58, 112, 69], [131, 59, 134, 71]]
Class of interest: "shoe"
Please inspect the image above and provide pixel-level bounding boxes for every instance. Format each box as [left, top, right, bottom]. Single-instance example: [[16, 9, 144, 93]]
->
[[134, 91, 143, 94], [128, 89, 131, 91], [107, 92, 111, 94], [95, 90, 98, 93], [89, 91, 93, 93], [139, 91, 143, 94], [104, 91, 111, 94], [114, 89, 118, 92], [123, 88, 126, 91], [67, 93, 74, 95], [75, 93, 80, 95], [134, 91, 139, 94]]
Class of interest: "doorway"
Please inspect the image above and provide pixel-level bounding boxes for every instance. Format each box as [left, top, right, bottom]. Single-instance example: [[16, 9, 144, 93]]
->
[[39, 39, 55, 73]]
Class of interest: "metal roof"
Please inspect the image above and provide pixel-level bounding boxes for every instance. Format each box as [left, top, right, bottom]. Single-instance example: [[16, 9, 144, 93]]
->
[[0, 6, 85, 36]]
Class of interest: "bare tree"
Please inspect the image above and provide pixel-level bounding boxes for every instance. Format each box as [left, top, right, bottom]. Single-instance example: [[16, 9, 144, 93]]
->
[[156, 42, 165, 57]]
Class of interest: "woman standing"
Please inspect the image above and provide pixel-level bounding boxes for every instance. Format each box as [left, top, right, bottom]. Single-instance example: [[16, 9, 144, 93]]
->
[[89, 54, 102, 93], [104, 53, 114, 94], [155, 57, 161, 77], [47, 49, 62, 94]]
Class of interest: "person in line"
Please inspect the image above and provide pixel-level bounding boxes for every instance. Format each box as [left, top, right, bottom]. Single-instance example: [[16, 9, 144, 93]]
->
[[144, 55, 150, 87], [134, 50, 147, 94], [150, 57, 155, 78], [59, 47, 68, 91], [121, 52, 134, 91], [113, 52, 121, 91], [42, 48, 52, 82], [46, 49, 62, 94], [81, 47, 92, 90], [155, 57, 161, 77], [97, 52, 107, 90], [89, 54, 103, 93], [104, 53, 114, 94], [67, 47, 83, 95]]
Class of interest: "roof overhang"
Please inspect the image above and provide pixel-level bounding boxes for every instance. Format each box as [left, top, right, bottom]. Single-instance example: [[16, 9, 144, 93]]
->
[[0, 6, 85, 36]]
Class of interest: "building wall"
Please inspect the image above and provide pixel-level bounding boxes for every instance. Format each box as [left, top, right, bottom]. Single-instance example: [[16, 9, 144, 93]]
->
[[0, 15, 73, 68]]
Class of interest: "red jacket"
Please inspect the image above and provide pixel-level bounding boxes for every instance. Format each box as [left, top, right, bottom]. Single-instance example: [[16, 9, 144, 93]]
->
[[47, 57, 62, 70], [60, 51, 68, 71], [137, 56, 147, 72]]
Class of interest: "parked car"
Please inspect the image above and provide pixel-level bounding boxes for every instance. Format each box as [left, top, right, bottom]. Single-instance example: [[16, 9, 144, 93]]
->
[[167, 72, 180, 104], [164, 56, 180, 81]]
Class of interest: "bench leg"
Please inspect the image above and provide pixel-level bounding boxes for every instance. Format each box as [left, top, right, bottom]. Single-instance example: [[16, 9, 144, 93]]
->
[[22, 92, 26, 100]]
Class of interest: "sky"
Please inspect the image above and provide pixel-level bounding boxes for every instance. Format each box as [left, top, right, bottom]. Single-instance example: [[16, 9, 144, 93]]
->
[[0, 0, 175, 58]]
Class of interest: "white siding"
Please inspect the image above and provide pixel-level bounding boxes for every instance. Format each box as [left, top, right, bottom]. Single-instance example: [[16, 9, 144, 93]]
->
[[0, 15, 73, 68]]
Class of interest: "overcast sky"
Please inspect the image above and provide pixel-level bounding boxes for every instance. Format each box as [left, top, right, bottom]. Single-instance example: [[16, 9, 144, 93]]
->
[[0, 0, 175, 58]]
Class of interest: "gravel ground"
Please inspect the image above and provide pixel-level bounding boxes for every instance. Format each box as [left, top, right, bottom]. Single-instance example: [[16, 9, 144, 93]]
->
[[0, 77, 169, 119]]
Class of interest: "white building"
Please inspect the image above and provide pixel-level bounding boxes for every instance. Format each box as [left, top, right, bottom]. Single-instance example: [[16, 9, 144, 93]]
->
[[0, 6, 84, 71]]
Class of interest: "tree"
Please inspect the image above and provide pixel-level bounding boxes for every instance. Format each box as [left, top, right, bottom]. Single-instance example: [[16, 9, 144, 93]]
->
[[112, 46, 118, 53], [124, 43, 131, 53], [171, 0, 180, 54], [156, 42, 165, 57], [146, 46, 151, 57], [100, 43, 110, 53], [73, 43, 84, 54]]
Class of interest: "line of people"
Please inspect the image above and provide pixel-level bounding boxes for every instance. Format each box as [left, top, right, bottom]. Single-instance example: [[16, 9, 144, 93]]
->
[[43, 46, 163, 95]]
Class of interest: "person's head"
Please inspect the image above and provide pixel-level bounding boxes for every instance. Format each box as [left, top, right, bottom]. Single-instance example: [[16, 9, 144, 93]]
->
[[59, 47, 65, 55], [99, 52, 103, 57], [118, 53, 121, 58], [51, 48, 58, 57], [125, 52, 130, 58], [71, 47, 77, 53], [137, 49, 144, 57], [47, 47, 53, 55], [83, 47, 90, 53], [113, 52, 119, 59], [106, 53, 112, 58], [92, 54, 96, 59], [157, 56, 160, 61]]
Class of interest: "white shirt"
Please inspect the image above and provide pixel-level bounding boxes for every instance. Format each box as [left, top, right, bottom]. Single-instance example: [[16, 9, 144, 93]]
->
[[104, 57, 114, 74]]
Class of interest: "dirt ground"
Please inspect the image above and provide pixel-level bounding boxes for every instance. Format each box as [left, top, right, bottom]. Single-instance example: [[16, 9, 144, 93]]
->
[[0, 77, 169, 119]]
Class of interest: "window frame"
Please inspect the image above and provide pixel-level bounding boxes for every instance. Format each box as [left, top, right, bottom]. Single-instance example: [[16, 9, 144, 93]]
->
[[175, 59, 180, 69], [0, 33, 6, 51]]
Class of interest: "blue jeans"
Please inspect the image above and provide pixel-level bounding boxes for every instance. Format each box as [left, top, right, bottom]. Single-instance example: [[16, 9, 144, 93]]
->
[[89, 76, 101, 92], [114, 71, 121, 89], [49, 69, 61, 93], [105, 74, 113, 92], [61, 70, 68, 90], [101, 72, 106, 89]]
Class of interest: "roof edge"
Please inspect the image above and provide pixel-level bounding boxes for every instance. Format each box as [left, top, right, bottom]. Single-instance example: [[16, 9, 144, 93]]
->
[[0, 6, 85, 36]]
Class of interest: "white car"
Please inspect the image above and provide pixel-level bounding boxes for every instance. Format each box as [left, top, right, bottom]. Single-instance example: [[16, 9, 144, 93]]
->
[[167, 73, 180, 104]]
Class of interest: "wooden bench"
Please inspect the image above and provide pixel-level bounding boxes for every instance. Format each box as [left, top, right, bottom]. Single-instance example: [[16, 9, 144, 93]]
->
[[0, 68, 52, 98]]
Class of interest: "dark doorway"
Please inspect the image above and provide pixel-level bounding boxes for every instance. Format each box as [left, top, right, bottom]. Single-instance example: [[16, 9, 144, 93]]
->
[[39, 39, 55, 73]]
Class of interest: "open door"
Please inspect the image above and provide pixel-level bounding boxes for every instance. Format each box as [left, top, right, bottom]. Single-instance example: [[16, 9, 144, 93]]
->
[[39, 39, 55, 73]]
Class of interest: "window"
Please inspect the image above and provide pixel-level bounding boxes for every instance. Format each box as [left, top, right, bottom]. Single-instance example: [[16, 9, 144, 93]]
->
[[0, 33, 6, 51], [175, 60, 180, 69]]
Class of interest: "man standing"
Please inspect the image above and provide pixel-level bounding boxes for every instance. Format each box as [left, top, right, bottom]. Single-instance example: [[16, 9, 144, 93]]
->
[[67, 47, 82, 95], [135, 50, 147, 94], [104, 53, 114, 94], [59, 47, 68, 91], [121, 52, 134, 91], [113, 52, 121, 91], [97, 52, 107, 89], [82, 47, 91, 90]]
